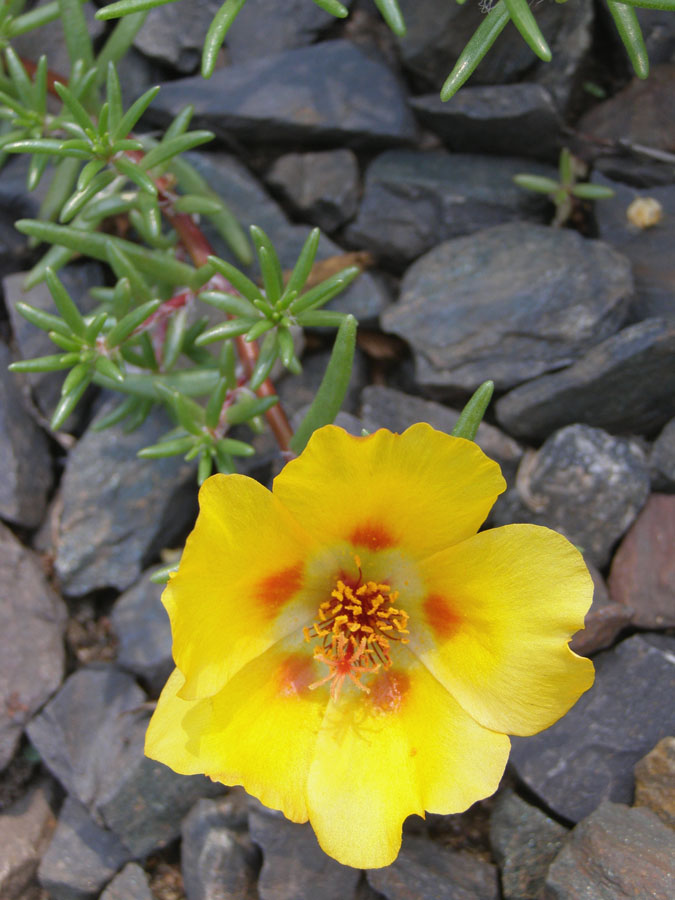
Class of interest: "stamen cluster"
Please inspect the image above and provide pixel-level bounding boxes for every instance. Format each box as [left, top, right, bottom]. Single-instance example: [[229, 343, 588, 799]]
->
[[304, 560, 409, 700]]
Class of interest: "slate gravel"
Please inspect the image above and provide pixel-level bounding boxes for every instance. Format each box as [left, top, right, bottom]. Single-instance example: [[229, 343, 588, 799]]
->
[[383, 223, 633, 394], [4, 7, 675, 899]]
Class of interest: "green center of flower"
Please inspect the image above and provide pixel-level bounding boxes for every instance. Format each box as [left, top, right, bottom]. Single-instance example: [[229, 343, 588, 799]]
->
[[304, 557, 409, 700]]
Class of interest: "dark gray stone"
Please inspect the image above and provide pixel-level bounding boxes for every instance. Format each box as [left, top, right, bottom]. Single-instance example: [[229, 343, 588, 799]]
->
[[4, 263, 104, 418], [345, 151, 554, 268], [100, 863, 153, 900], [134, 0, 221, 73], [249, 809, 360, 900], [147, 40, 417, 149], [225, 0, 355, 64], [26, 666, 146, 808], [185, 151, 387, 323], [491, 425, 650, 568], [495, 319, 675, 442], [635, 8, 675, 63], [367, 834, 499, 900], [266, 149, 360, 232], [650, 417, 675, 490], [0, 154, 49, 279], [383, 223, 633, 395], [607, 494, 675, 629], [37, 797, 131, 900], [0, 341, 53, 528], [578, 64, 675, 153], [569, 563, 632, 658], [0, 780, 56, 900], [0, 522, 66, 771], [397, 0, 593, 109], [53, 400, 197, 596], [359, 384, 523, 480], [593, 173, 675, 320], [182, 796, 258, 900], [94, 709, 223, 858], [510, 635, 675, 823], [489, 789, 566, 900], [410, 84, 562, 161], [543, 801, 675, 900], [110, 570, 173, 696]]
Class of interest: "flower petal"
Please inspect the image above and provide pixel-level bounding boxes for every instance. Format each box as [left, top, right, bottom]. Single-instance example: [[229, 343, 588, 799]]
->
[[273, 424, 505, 562], [411, 524, 595, 736], [167, 474, 319, 700], [146, 638, 327, 823], [306, 651, 510, 869]]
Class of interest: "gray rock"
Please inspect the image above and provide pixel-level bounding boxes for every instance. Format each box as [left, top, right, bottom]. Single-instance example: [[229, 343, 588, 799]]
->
[[607, 493, 675, 628], [489, 789, 567, 900], [0, 154, 49, 277], [94, 709, 223, 858], [359, 384, 523, 479], [147, 40, 417, 149], [134, 0, 221, 73], [26, 666, 146, 808], [543, 801, 675, 900], [411, 84, 562, 161], [53, 400, 197, 596], [249, 809, 360, 900], [0, 341, 53, 527], [495, 319, 675, 442], [225, 0, 355, 64], [491, 425, 650, 568], [182, 796, 258, 900], [4, 263, 103, 418], [651, 417, 675, 490], [383, 223, 633, 395], [510, 635, 675, 823], [634, 736, 675, 829], [0, 780, 56, 900], [397, 0, 593, 109], [266, 149, 360, 232], [367, 834, 499, 900], [100, 863, 153, 900], [577, 63, 675, 153], [37, 797, 132, 900], [0, 522, 66, 770], [110, 570, 173, 696], [185, 151, 387, 323], [634, 8, 675, 63], [569, 563, 632, 657], [345, 151, 553, 268], [593, 173, 675, 320]]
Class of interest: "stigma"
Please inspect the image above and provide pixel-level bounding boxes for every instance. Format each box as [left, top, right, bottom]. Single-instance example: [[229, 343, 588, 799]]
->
[[304, 558, 409, 701]]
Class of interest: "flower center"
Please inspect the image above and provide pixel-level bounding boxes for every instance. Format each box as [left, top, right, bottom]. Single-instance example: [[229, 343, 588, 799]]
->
[[304, 556, 409, 700]]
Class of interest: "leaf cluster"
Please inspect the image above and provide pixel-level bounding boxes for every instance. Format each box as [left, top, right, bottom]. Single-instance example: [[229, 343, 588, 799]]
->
[[513, 148, 615, 228], [94, 0, 675, 95], [2, 1, 359, 481]]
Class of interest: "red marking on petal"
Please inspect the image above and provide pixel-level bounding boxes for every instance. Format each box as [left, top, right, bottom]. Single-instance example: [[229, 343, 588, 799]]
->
[[277, 654, 316, 697], [349, 522, 396, 551], [369, 670, 409, 714], [423, 594, 461, 639], [256, 563, 303, 616]]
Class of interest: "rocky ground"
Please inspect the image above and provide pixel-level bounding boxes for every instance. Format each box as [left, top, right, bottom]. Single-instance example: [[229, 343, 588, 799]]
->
[[1, 1, 675, 898]]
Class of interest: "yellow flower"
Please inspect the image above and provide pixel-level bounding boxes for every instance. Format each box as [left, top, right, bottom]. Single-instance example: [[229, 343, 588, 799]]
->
[[145, 424, 594, 868]]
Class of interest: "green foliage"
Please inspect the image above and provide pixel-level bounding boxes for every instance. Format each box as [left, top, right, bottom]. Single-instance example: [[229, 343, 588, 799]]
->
[[93, 0, 675, 94], [513, 148, 615, 228]]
